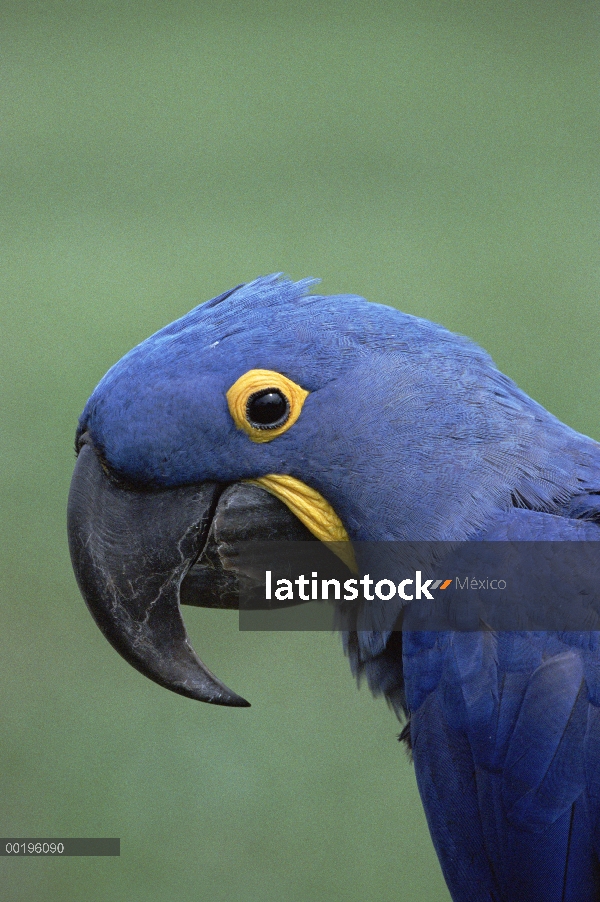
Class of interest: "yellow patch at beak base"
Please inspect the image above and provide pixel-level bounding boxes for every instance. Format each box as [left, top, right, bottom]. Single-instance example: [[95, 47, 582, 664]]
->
[[245, 474, 357, 572]]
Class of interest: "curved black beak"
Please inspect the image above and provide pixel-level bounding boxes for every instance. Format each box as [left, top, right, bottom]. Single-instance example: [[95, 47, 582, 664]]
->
[[67, 442, 320, 706], [67, 444, 250, 706]]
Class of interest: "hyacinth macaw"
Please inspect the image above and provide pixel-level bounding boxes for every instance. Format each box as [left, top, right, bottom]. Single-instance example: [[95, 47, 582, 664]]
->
[[68, 275, 600, 901]]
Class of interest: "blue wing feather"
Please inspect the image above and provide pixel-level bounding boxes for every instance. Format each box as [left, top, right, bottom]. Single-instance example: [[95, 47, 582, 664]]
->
[[354, 508, 600, 901]]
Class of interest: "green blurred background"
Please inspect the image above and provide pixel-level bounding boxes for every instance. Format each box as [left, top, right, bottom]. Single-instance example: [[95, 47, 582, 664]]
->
[[1, 2, 598, 900]]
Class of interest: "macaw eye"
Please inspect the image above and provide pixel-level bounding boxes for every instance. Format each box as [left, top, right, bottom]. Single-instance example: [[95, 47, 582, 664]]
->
[[226, 369, 309, 443], [246, 389, 290, 429]]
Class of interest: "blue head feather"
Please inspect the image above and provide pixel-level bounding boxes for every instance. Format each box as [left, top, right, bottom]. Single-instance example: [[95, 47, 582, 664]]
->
[[80, 274, 600, 542]]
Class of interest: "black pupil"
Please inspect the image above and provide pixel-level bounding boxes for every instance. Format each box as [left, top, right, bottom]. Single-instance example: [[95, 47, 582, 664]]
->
[[247, 389, 290, 429]]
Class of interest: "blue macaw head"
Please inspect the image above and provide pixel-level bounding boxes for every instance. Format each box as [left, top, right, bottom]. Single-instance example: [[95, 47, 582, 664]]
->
[[76, 275, 581, 540], [68, 275, 592, 706]]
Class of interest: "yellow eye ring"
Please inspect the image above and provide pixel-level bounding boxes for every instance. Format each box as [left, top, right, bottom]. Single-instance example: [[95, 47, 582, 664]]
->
[[226, 369, 309, 443]]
